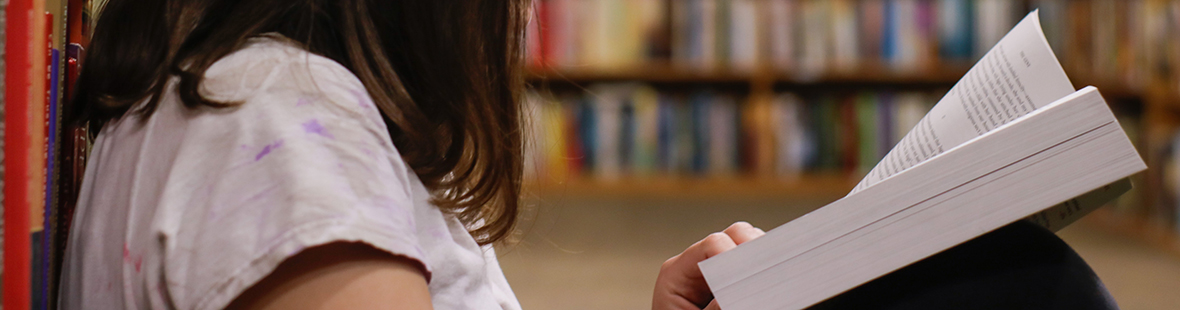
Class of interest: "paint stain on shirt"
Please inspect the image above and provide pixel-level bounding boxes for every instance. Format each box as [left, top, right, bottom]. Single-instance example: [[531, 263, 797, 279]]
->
[[350, 89, 375, 109], [123, 244, 143, 273], [255, 139, 285, 161], [302, 119, 335, 139]]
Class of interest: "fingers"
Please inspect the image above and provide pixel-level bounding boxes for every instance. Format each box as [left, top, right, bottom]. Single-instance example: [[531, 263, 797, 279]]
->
[[704, 300, 722, 310], [654, 232, 736, 309], [652, 222, 765, 310], [723, 221, 766, 245], [698, 232, 739, 259]]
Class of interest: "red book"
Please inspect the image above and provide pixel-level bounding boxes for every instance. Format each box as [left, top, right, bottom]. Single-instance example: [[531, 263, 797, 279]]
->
[[838, 95, 859, 176], [4, 0, 47, 308], [538, 0, 555, 68]]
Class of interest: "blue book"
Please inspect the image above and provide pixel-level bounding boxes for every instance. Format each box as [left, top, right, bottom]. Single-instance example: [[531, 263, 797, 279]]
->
[[576, 98, 597, 171], [881, 0, 897, 62], [939, 0, 975, 59], [674, 98, 694, 173], [620, 99, 636, 173], [39, 47, 63, 310], [689, 92, 712, 174], [657, 96, 677, 173]]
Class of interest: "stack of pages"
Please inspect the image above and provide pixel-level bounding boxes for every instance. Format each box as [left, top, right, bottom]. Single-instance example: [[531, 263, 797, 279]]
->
[[700, 11, 1147, 310]]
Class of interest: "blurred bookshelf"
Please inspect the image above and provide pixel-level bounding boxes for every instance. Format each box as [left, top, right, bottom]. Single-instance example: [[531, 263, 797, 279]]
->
[[527, 175, 858, 199], [521, 0, 1180, 255]]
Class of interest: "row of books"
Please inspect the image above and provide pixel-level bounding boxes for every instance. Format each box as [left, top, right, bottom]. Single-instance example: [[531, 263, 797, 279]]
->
[[524, 84, 943, 181], [1156, 128, 1180, 233], [1036, 0, 1180, 88], [525, 0, 1180, 85], [3, 0, 93, 309]]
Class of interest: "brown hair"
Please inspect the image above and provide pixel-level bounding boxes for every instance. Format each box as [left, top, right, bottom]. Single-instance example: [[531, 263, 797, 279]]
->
[[72, 0, 530, 245]]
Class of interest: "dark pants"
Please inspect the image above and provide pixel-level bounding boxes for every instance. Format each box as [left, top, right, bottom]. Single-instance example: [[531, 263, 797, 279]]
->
[[810, 220, 1119, 310]]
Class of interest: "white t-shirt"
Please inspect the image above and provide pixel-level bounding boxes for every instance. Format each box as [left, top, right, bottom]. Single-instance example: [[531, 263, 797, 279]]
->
[[58, 36, 522, 310]]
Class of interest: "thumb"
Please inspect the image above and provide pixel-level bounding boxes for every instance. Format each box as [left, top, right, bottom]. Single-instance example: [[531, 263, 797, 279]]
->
[[704, 300, 722, 310]]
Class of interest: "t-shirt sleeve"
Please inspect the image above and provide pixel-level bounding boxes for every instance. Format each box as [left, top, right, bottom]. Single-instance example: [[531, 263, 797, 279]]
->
[[154, 50, 428, 309]]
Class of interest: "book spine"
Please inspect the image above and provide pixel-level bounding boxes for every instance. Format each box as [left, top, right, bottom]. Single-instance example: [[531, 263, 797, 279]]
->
[[856, 0, 883, 62], [53, 11, 88, 307], [689, 92, 710, 174], [41, 43, 61, 310], [632, 86, 660, 175], [521, 84, 947, 181], [938, 0, 974, 60], [830, 0, 858, 71], [877, 92, 895, 158], [619, 94, 635, 174], [526, 1, 544, 68], [708, 95, 737, 175], [855, 93, 877, 176], [563, 97, 584, 176], [5, 0, 47, 308], [837, 95, 858, 176], [768, 0, 795, 72], [577, 97, 597, 172], [674, 95, 693, 173], [881, 0, 897, 64]]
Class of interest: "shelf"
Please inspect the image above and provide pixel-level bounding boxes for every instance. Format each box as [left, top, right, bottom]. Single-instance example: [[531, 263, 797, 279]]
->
[[525, 63, 973, 86], [526, 66, 754, 84], [524, 175, 857, 200], [526, 65, 1153, 109], [1082, 208, 1180, 259]]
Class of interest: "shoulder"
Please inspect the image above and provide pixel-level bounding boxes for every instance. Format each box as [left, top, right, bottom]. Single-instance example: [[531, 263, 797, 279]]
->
[[180, 35, 394, 165], [169, 35, 408, 194], [149, 37, 433, 309], [198, 35, 379, 124]]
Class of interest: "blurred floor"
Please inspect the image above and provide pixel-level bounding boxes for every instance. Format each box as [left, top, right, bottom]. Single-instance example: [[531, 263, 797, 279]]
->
[[498, 194, 1180, 310]]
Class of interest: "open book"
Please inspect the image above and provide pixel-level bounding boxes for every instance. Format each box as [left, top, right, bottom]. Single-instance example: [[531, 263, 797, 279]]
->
[[699, 11, 1147, 310]]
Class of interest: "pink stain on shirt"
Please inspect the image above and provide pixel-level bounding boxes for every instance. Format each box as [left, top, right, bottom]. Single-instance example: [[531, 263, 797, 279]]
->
[[296, 98, 311, 107], [255, 139, 285, 161], [350, 89, 375, 109], [123, 243, 143, 272], [302, 119, 335, 139]]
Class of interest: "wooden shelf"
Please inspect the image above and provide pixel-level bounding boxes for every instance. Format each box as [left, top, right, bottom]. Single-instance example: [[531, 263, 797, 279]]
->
[[526, 66, 754, 84], [524, 175, 857, 200], [525, 63, 973, 86], [526, 64, 1153, 98], [1083, 208, 1180, 259]]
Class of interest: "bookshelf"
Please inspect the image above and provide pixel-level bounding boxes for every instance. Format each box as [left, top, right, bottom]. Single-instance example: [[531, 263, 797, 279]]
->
[[527, 63, 973, 85], [2, 0, 1180, 306], [522, 0, 1180, 256], [526, 175, 857, 199]]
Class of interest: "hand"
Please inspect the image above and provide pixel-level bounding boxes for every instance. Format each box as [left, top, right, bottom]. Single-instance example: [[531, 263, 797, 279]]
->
[[653, 222, 765, 310]]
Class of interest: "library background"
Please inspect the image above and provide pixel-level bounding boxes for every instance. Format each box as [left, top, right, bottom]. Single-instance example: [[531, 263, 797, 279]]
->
[[1, 0, 1180, 309]]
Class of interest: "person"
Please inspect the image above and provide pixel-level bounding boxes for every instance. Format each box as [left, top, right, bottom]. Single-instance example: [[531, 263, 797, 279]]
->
[[58, 0, 758, 309], [57, 0, 1119, 309]]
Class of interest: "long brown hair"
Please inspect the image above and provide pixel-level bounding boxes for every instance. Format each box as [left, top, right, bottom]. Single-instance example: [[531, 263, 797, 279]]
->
[[72, 0, 530, 245]]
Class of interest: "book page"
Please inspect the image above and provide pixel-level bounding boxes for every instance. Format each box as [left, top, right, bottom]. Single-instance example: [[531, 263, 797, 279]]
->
[[851, 11, 1074, 193]]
